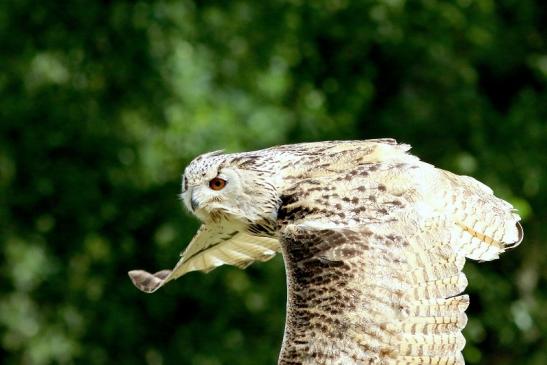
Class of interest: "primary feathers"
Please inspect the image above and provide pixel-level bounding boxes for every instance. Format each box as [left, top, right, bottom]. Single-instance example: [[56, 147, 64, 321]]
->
[[129, 139, 522, 364]]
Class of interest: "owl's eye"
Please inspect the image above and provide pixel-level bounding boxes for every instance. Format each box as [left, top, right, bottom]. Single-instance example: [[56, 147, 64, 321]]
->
[[209, 177, 227, 191]]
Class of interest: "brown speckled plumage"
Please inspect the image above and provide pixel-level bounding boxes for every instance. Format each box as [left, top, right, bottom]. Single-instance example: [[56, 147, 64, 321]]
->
[[129, 139, 523, 364]]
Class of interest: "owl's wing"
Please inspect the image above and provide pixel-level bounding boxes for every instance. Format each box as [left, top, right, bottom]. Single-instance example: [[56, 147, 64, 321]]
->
[[129, 222, 280, 293], [277, 162, 522, 364], [279, 223, 521, 364]]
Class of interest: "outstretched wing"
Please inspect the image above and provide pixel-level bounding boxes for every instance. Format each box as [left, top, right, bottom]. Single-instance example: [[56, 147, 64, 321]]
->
[[277, 157, 522, 364], [129, 221, 280, 293], [279, 226, 465, 364]]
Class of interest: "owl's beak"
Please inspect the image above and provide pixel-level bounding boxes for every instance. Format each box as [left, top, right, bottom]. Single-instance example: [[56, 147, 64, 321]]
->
[[190, 198, 199, 212], [183, 187, 200, 212], [190, 194, 200, 211]]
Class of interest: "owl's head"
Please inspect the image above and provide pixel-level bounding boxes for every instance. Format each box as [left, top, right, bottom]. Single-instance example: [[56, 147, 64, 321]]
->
[[180, 151, 280, 224]]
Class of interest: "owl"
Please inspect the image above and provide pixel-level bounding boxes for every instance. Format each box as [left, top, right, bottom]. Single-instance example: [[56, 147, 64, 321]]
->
[[129, 139, 523, 365]]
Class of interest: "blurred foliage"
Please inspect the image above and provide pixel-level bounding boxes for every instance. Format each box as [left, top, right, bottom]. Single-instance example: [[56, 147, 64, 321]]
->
[[0, 0, 546, 364]]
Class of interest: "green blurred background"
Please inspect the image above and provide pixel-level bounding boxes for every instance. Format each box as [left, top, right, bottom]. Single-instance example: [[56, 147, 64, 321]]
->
[[1, 1, 546, 364]]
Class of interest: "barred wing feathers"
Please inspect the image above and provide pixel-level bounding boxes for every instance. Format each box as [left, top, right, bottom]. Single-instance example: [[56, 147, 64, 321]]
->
[[129, 221, 280, 293], [277, 159, 521, 364]]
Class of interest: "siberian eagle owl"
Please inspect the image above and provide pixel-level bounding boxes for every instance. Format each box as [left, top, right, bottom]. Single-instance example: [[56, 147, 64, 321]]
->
[[129, 139, 523, 365]]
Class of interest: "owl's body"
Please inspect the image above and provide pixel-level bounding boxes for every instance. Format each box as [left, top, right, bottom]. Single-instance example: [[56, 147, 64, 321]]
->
[[129, 139, 522, 365]]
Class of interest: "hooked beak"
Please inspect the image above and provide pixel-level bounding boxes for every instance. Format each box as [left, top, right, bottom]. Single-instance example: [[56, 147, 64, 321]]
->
[[188, 187, 200, 211], [183, 187, 200, 212], [190, 195, 199, 211]]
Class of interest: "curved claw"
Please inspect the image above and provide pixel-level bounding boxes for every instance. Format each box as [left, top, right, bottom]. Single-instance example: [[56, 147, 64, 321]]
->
[[507, 222, 524, 249]]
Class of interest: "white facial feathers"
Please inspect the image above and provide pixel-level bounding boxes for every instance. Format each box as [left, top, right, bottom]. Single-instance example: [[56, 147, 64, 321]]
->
[[181, 156, 279, 224]]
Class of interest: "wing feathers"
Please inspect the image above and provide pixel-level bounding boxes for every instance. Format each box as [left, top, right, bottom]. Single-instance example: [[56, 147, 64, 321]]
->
[[278, 224, 476, 364], [396, 353, 465, 365], [398, 237, 470, 364], [129, 224, 280, 293], [431, 170, 523, 262], [275, 151, 522, 364], [409, 273, 468, 300], [409, 296, 470, 318]]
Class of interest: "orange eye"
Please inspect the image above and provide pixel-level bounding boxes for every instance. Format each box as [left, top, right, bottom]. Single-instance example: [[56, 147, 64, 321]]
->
[[209, 177, 227, 191]]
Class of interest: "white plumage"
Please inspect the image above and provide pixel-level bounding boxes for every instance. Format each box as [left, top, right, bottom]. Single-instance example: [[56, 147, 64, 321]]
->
[[129, 139, 522, 364]]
